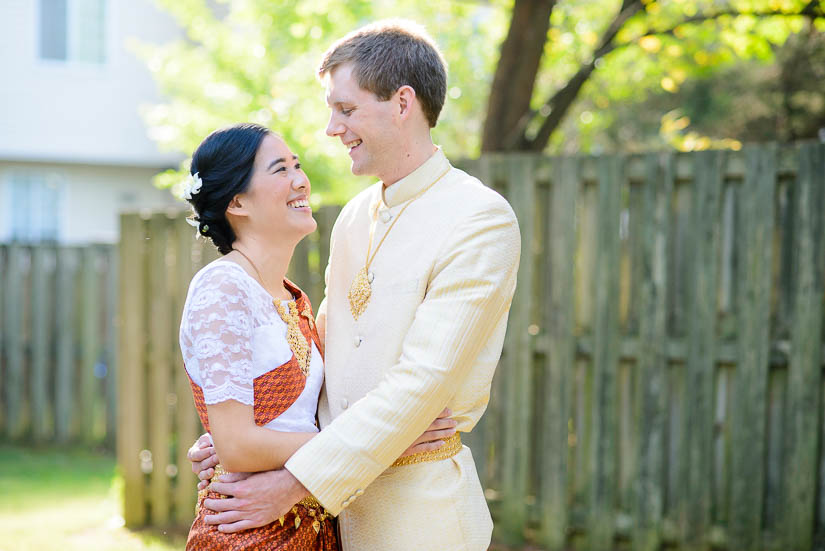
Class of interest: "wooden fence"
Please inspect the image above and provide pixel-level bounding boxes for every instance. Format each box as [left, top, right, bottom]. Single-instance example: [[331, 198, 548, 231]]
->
[[0, 243, 118, 446], [117, 143, 825, 551]]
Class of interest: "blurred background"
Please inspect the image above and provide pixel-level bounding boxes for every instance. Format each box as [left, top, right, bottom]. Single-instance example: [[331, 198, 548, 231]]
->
[[1, 1, 824, 550]]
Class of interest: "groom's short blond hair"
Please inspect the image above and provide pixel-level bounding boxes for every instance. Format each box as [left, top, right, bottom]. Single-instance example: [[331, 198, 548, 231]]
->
[[318, 20, 447, 128]]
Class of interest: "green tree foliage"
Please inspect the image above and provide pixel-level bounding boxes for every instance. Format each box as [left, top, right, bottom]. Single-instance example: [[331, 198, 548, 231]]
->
[[136, 0, 505, 202], [140, 0, 825, 199]]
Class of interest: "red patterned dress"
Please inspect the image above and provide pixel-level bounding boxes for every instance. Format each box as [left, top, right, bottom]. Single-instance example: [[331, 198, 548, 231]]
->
[[179, 261, 338, 550]]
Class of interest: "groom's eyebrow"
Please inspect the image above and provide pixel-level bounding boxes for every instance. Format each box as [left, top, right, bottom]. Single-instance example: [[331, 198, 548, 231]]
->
[[267, 156, 299, 171]]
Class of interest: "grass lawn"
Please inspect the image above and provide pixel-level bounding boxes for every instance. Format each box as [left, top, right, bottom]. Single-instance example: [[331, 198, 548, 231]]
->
[[0, 444, 187, 551]]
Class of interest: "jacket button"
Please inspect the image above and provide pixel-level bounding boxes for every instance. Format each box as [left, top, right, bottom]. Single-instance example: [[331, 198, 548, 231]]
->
[[368, 271, 375, 283], [354, 335, 362, 347], [341, 398, 349, 409], [380, 211, 392, 223]]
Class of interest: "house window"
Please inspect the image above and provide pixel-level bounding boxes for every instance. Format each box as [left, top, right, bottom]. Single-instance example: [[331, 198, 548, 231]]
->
[[8, 172, 62, 242], [39, 0, 106, 64]]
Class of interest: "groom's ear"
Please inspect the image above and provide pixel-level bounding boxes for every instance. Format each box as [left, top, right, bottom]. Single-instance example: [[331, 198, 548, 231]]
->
[[396, 85, 416, 120]]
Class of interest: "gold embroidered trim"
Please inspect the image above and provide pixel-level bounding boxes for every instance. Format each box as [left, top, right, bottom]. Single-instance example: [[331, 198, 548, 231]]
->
[[348, 166, 451, 320], [391, 432, 462, 467], [198, 464, 332, 532], [275, 300, 310, 377]]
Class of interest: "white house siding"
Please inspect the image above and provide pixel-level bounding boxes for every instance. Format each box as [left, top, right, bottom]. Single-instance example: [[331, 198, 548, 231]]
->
[[0, 161, 178, 243], [0, 0, 187, 243]]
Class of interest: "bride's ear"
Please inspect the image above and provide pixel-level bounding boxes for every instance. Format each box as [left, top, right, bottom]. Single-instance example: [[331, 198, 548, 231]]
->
[[225, 194, 247, 217]]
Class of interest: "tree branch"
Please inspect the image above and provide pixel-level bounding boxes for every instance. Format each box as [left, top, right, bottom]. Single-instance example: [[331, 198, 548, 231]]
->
[[523, 1, 825, 151], [522, 0, 646, 150], [624, 5, 825, 47]]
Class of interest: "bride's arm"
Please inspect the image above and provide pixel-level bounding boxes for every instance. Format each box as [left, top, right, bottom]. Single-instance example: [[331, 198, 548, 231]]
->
[[207, 400, 315, 473]]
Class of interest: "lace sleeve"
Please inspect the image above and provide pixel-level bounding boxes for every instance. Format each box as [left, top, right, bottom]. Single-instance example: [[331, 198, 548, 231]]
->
[[181, 265, 256, 405]]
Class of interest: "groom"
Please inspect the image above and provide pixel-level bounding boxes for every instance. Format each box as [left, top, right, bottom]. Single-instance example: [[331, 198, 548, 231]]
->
[[190, 20, 520, 550]]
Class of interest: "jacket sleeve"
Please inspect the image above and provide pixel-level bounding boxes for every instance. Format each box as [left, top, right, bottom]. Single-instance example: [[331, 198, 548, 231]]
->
[[284, 203, 521, 515]]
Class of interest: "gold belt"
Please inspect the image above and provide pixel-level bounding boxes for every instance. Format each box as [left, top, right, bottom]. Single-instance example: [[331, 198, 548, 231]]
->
[[390, 433, 462, 467]]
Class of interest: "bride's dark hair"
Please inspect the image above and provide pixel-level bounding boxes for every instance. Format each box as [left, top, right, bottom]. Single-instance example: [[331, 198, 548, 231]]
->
[[186, 123, 271, 254]]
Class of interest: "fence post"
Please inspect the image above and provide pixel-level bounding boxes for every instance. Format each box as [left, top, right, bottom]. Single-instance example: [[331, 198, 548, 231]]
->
[[147, 213, 173, 525], [118, 213, 147, 526]]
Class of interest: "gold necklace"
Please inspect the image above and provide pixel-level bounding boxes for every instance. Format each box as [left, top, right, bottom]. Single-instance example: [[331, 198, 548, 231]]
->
[[233, 248, 310, 377], [347, 166, 450, 320]]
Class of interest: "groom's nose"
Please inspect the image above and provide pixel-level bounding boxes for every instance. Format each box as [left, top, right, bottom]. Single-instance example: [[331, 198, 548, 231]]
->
[[326, 113, 344, 137]]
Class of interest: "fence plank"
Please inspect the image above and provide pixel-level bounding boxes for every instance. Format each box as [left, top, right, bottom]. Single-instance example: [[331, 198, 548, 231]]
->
[[174, 218, 200, 525], [728, 145, 776, 549], [682, 150, 724, 550], [538, 155, 578, 550], [585, 155, 622, 551], [497, 154, 537, 545], [104, 246, 118, 448], [632, 152, 672, 551], [118, 213, 147, 526], [80, 247, 100, 442], [147, 213, 173, 525], [3, 245, 25, 438], [783, 143, 825, 550], [55, 248, 77, 442], [31, 246, 51, 441]]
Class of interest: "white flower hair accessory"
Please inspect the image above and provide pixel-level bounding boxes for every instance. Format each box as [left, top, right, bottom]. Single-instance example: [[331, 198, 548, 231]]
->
[[183, 172, 203, 200]]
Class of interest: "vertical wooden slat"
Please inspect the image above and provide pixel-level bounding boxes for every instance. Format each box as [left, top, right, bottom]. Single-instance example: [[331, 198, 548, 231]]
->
[[118, 213, 147, 526], [31, 245, 51, 441], [55, 248, 77, 443], [783, 142, 825, 549], [3, 244, 25, 438], [585, 155, 622, 551], [147, 213, 172, 524], [682, 150, 723, 551], [729, 145, 776, 549], [104, 245, 119, 448], [632, 152, 671, 551], [537, 155, 577, 550], [174, 218, 200, 525], [497, 154, 536, 545], [80, 246, 100, 442], [0, 246, 5, 432]]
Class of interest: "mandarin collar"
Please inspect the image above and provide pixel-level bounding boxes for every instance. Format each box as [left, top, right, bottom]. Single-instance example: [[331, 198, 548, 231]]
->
[[380, 148, 450, 209]]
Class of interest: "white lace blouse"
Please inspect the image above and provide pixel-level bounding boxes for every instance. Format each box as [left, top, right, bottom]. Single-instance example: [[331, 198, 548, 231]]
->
[[179, 260, 323, 433]]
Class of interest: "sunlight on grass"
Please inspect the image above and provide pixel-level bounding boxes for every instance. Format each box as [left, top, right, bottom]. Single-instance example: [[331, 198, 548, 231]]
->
[[0, 445, 187, 551]]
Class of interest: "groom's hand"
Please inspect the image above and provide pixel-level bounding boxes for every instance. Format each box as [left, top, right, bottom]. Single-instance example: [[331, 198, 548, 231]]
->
[[204, 469, 311, 533]]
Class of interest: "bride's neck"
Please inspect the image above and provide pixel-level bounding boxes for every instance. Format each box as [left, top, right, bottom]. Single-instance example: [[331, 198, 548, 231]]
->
[[230, 234, 295, 300]]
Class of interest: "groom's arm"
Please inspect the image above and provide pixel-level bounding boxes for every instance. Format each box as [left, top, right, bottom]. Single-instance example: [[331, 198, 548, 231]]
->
[[284, 202, 520, 516]]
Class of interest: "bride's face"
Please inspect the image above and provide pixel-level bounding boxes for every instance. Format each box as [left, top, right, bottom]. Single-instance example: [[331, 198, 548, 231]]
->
[[240, 134, 317, 240]]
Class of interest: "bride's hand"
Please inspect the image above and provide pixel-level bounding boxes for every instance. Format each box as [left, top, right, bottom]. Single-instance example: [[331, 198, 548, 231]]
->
[[188, 433, 220, 491], [398, 407, 457, 459]]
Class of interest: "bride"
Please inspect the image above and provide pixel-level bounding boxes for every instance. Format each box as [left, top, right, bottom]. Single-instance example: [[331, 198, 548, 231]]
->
[[179, 123, 454, 550]]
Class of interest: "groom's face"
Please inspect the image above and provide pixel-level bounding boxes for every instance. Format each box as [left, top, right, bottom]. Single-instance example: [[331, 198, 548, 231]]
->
[[324, 63, 400, 181]]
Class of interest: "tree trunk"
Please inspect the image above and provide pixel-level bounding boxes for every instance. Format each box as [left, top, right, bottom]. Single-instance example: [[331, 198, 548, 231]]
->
[[481, 0, 556, 152]]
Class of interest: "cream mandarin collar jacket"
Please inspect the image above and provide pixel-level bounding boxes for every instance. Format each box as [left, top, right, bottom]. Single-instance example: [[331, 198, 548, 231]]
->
[[285, 149, 521, 550]]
